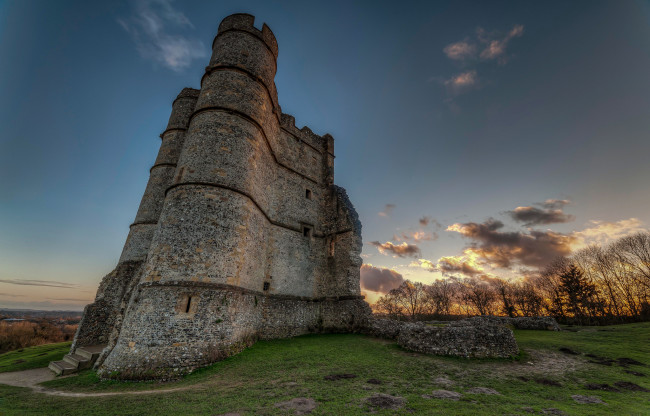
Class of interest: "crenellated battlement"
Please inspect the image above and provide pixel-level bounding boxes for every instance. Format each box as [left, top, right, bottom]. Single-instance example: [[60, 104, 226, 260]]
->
[[217, 13, 278, 58], [280, 112, 333, 154]]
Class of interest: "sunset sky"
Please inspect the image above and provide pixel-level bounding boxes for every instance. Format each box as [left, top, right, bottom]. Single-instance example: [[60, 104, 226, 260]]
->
[[1, 0, 649, 310]]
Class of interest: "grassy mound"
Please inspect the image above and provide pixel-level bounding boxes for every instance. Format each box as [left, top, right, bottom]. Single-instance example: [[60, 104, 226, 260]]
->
[[0, 342, 70, 373], [0, 324, 648, 415]]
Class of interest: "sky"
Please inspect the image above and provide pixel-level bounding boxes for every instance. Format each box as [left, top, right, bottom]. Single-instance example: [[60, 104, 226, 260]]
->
[[1, 0, 649, 310]]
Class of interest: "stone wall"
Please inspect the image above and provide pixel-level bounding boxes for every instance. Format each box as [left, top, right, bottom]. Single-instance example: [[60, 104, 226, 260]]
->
[[458, 316, 561, 331], [363, 318, 520, 359], [98, 283, 370, 380]]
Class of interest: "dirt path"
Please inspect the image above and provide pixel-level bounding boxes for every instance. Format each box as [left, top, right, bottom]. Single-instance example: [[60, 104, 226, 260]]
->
[[0, 368, 195, 397]]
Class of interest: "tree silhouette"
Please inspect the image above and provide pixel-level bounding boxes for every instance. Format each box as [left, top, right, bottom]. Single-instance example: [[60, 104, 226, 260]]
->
[[559, 264, 596, 324]]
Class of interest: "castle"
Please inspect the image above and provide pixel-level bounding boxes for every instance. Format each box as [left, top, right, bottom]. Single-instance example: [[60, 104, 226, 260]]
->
[[56, 14, 371, 379]]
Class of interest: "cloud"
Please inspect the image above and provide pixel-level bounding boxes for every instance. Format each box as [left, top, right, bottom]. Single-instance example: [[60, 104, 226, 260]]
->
[[118, 0, 206, 71], [542, 199, 570, 209], [419, 216, 431, 226], [378, 204, 396, 217], [411, 258, 437, 272], [0, 279, 79, 288], [437, 256, 483, 276], [0, 299, 87, 311], [444, 70, 478, 94], [369, 241, 421, 258], [477, 24, 524, 62], [443, 39, 477, 61], [507, 200, 575, 226], [393, 230, 437, 242], [410, 253, 484, 277], [447, 218, 574, 268], [572, 218, 646, 249], [360, 264, 405, 294]]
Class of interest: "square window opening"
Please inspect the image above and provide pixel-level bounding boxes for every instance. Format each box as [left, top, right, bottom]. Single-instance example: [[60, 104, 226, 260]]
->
[[263, 282, 270, 291], [303, 226, 312, 238], [305, 189, 312, 199]]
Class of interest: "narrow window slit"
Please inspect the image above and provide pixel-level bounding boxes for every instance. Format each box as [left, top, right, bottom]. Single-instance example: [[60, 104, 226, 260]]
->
[[305, 189, 312, 199], [303, 226, 311, 238], [185, 296, 192, 313]]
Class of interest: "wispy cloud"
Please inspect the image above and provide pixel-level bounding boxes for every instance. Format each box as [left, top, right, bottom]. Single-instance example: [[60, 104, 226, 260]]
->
[[369, 241, 421, 258], [0, 279, 79, 288], [394, 230, 437, 242], [118, 0, 206, 71], [378, 204, 396, 217], [438, 24, 524, 106], [443, 39, 477, 60], [477, 24, 524, 62], [444, 70, 478, 95], [46, 297, 93, 302]]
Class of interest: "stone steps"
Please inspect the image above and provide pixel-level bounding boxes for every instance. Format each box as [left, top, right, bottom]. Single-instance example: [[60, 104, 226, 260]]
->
[[48, 344, 106, 376]]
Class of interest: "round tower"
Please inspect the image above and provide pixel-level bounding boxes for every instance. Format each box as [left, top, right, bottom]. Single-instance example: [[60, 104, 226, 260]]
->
[[119, 88, 200, 263], [140, 13, 280, 290], [99, 14, 283, 378]]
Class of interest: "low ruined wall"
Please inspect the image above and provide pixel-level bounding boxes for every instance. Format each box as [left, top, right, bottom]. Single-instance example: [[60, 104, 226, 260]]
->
[[364, 318, 519, 358], [97, 283, 370, 380], [397, 322, 519, 358], [458, 316, 561, 331]]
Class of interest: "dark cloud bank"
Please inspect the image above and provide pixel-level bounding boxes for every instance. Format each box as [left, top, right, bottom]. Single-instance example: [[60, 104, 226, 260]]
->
[[360, 264, 404, 294]]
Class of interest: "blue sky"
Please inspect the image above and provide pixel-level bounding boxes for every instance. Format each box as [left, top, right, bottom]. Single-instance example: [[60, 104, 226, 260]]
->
[[1, 0, 649, 309]]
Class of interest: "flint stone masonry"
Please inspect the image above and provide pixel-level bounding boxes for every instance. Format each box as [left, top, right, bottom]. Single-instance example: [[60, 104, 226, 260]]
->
[[68, 13, 371, 380], [364, 318, 520, 358], [458, 316, 561, 331]]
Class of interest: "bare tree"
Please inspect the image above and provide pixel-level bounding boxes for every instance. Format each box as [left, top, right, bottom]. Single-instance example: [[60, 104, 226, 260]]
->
[[458, 277, 498, 316], [424, 279, 456, 316], [493, 279, 517, 317], [392, 280, 428, 321], [373, 291, 405, 320], [612, 232, 650, 291], [512, 282, 544, 316]]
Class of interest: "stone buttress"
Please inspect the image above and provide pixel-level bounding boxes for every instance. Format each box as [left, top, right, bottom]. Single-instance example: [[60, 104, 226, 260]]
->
[[92, 14, 370, 379], [71, 88, 199, 352]]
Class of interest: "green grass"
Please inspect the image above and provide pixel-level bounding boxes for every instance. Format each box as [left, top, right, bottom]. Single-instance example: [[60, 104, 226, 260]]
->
[[0, 325, 649, 415], [0, 342, 71, 373]]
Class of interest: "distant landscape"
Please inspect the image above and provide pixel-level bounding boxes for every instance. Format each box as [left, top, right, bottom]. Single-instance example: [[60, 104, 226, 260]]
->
[[0, 309, 81, 354]]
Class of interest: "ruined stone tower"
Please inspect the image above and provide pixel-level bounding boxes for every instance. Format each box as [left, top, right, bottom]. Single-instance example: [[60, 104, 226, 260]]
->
[[66, 13, 370, 379]]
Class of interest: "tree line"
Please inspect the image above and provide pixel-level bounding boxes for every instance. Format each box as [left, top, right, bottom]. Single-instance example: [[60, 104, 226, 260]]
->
[[0, 320, 78, 354], [374, 232, 650, 324]]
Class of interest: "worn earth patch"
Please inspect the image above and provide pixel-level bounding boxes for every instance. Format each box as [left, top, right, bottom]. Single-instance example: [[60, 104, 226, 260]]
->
[[534, 378, 562, 387], [613, 381, 650, 392], [423, 389, 462, 400], [585, 383, 620, 392], [466, 387, 500, 395], [571, 394, 605, 404], [273, 397, 317, 415], [432, 376, 454, 386], [365, 393, 405, 410]]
